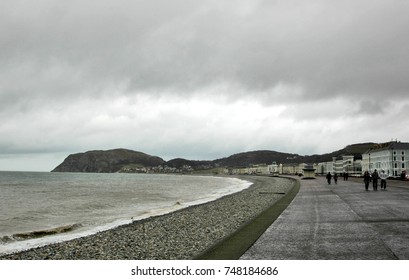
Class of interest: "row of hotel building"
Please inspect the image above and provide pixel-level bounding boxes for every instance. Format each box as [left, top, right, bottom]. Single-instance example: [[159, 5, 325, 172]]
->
[[225, 141, 409, 178]]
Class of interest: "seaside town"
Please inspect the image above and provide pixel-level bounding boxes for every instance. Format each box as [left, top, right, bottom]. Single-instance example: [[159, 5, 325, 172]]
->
[[227, 141, 409, 179], [120, 141, 409, 180]]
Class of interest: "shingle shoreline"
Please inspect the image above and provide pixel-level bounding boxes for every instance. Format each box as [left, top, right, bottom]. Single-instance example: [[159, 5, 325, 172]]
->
[[1, 176, 296, 260]]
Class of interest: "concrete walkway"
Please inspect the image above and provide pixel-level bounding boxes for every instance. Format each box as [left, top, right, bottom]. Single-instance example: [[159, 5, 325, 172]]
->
[[241, 176, 409, 259]]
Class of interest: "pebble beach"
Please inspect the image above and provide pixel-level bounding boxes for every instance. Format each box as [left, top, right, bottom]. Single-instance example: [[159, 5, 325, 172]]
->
[[1, 176, 296, 260]]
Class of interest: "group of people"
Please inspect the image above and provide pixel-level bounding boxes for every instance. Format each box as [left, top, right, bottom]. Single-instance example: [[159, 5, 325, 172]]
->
[[325, 170, 388, 191], [363, 169, 388, 191], [326, 172, 338, 184], [326, 172, 350, 185]]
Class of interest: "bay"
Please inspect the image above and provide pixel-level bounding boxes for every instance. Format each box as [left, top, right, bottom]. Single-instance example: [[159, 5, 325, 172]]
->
[[0, 171, 250, 255]]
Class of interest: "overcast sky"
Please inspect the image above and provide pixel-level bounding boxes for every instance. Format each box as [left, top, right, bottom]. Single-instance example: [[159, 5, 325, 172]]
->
[[1, 0, 409, 171]]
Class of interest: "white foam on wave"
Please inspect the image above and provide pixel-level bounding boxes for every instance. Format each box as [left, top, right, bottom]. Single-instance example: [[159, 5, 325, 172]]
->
[[181, 176, 252, 207]]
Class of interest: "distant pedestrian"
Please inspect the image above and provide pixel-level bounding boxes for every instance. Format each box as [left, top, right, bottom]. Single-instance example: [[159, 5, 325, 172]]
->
[[334, 173, 338, 184], [326, 172, 332, 184], [345, 172, 348, 181], [380, 170, 388, 190], [372, 169, 379, 191], [401, 171, 407, 181], [363, 171, 371, 191]]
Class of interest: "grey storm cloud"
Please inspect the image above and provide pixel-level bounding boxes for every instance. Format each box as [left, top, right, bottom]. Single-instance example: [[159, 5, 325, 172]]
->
[[2, 0, 409, 106]]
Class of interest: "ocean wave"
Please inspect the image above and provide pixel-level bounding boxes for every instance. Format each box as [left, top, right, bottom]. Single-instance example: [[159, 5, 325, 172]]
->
[[0, 224, 82, 244], [0, 173, 252, 255]]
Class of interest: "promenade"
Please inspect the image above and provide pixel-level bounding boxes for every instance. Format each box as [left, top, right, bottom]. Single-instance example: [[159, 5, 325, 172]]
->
[[241, 176, 409, 259]]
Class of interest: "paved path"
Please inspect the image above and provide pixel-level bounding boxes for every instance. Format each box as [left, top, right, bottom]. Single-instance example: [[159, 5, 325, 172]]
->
[[241, 176, 409, 259]]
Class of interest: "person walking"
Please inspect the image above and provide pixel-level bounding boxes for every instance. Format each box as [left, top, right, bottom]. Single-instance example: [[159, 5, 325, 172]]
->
[[372, 169, 379, 191], [334, 173, 338, 184], [380, 170, 388, 190], [326, 172, 332, 184], [363, 171, 371, 191], [401, 171, 407, 181]]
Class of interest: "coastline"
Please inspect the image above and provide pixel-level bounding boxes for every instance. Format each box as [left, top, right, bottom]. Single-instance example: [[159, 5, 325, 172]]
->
[[1, 176, 296, 260]]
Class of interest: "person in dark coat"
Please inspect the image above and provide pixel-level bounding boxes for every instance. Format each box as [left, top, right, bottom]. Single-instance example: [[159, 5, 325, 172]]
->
[[326, 172, 332, 184], [334, 173, 338, 184], [372, 169, 379, 191], [401, 171, 407, 181], [363, 171, 371, 191]]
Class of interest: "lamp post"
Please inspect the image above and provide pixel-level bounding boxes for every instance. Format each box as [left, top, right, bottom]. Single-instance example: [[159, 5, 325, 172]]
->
[[391, 148, 394, 176], [369, 153, 371, 173]]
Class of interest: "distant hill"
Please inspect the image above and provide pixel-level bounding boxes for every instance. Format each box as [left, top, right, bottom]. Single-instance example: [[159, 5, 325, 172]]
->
[[214, 150, 301, 167], [302, 142, 376, 163], [51, 149, 165, 173], [166, 158, 214, 169], [169, 143, 378, 168], [51, 143, 379, 172]]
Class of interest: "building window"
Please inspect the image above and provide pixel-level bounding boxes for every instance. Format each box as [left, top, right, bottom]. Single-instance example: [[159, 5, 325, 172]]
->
[[403, 163, 405, 168], [403, 157, 405, 161], [395, 163, 398, 168], [394, 156, 397, 161], [394, 151, 397, 155]]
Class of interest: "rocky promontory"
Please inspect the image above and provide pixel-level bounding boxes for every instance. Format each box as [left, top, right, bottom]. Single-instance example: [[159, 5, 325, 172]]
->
[[51, 149, 165, 173]]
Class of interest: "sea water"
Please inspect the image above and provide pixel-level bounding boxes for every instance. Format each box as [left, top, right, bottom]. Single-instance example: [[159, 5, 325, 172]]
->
[[0, 171, 251, 255]]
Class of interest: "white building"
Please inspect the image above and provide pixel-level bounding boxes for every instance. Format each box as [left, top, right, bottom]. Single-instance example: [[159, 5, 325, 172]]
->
[[250, 163, 277, 175], [362, 141, 409, 177], [279, 163, 305, 175], [316, 161, 333, 175], [268, 162, 279, 175], [315, 155, 361, 176]]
